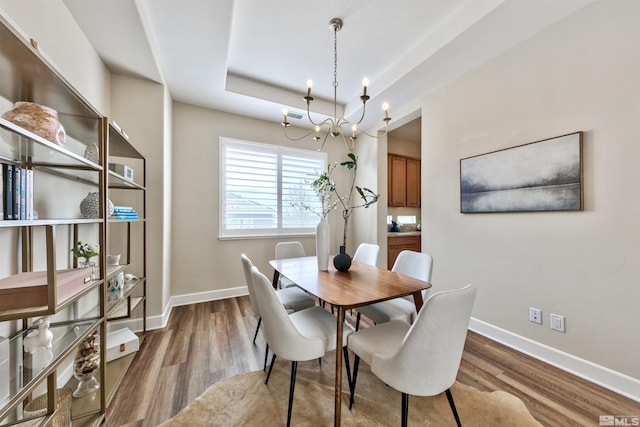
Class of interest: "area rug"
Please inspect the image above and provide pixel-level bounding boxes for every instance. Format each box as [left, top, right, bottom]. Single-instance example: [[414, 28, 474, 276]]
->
[[159, 352, 542, 426]]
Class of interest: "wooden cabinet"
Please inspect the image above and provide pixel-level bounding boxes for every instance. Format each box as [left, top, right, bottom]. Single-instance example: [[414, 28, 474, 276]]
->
[[388, 154, 421, 207], [387, 235, 421, 269]]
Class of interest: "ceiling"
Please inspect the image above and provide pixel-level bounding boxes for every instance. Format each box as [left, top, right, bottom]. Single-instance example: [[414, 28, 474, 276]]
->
[[63, 0, 594, 134]]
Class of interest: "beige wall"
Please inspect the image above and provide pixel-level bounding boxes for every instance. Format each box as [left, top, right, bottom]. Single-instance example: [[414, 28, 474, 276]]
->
[[420, 0, 640, 379], [170, 103, 348, 297], [0, 0, 111, 115], [110, 75, 170, 318]]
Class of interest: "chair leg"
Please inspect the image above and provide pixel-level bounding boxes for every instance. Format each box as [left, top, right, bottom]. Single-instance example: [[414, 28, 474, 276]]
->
[[445, 388, 462, 427], [343, 347, 352, 390], [265, 354, 277, 384], [263, 343, 269, 371], [252, 317, 262, 344], [287, 361, 298, 427], [349, 355, 360, 410], [355, 312, 361, 331], [401, 393, 409, 427]]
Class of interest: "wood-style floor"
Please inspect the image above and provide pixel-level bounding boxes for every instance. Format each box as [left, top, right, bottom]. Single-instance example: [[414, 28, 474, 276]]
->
[[105, 297, 639, 427]]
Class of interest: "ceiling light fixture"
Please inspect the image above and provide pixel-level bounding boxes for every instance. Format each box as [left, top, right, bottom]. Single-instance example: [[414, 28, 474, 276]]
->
[[281, 18, 391, 151]]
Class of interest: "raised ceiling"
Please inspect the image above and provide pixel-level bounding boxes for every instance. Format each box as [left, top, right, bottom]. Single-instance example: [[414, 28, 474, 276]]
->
[[63, 0, 594, 133]]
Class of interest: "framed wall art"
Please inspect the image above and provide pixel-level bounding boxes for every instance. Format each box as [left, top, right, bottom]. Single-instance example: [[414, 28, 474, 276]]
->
[[460, 132, 583, 213]]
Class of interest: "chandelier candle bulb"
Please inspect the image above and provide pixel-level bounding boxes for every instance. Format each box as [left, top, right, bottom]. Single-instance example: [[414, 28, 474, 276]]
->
[[362, 78, 368, 96]]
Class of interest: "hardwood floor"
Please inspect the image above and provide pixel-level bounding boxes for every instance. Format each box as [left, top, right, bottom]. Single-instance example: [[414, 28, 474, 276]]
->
[[106, 297, 639, 426]]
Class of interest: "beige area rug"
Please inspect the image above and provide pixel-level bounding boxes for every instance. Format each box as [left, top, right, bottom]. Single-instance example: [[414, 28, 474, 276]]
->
[[159, 352, 542, 426]]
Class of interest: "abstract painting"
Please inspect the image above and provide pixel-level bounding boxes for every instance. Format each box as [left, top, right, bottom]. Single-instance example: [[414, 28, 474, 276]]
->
[[460, 132, 583, 213]]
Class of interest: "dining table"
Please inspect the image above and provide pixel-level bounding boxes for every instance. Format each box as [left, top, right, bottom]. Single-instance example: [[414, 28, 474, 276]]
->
[[269, 256, 431, 426]]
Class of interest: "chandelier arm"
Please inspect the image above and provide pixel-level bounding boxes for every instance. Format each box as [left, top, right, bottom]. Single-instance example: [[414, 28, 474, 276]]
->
[[340, 133, 355, 151], [283, 126, 317, 142], [355, 126, 390, 139], [318, 129, 332, 152]]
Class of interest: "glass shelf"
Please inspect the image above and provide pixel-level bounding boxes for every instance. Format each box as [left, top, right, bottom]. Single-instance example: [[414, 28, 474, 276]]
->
[[0, 118, 102, 171], [107, 170, 145, 190], [106, 278, 145, 317], [1, 320, 102, 420]]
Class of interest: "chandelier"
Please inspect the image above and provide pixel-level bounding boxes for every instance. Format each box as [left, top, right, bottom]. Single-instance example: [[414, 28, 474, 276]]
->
[[281, 18, 391, 151]]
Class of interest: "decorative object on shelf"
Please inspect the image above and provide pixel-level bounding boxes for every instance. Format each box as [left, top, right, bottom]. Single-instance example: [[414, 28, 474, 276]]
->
[[106, 254, 121, 266], [113, 205, 139, 220], [83, 143, 99, 163], [106, 328, 140, 362], [72, 240, 99, 279], [72, 330, 100, 398], [280, 18, 391, 151], [333, 245, 352, 272], [390, 220, 400, 232], [79, 191, 114, 218], [23, 387, 72, 427], [1, 101, 66, 146], [22, 316, 53, 354], [108, 162, 134, 181]]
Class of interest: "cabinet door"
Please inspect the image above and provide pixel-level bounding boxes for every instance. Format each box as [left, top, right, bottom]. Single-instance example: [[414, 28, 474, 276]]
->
[[389, 156, 407, 207], [406, 158, 421, 207]]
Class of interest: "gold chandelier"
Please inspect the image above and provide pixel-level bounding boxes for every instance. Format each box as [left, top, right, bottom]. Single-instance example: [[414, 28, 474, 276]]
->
[[281, 18, 391, 151]]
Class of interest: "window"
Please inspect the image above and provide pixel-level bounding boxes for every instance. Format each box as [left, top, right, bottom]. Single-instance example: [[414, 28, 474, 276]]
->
[[220, 137, 327, 238]]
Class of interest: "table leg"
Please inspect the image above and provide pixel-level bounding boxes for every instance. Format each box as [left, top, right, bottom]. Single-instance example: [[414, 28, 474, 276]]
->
[[271, 270, 280, 290], [412, 290, 424, 312], [334, 306, 344, 426]]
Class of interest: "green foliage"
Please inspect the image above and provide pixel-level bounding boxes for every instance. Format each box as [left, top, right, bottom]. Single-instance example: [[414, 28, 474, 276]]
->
[[71, 241, 99, 259]]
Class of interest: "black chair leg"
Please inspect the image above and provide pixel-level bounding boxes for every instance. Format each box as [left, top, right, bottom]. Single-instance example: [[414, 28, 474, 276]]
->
[[287, 361, 298, 427], [355, 312, 361, 331], [263, 343, 269, 371], [445, 388, 462, 427], [401, 393, 409, 427], [349, 355, 360, 410], [265, 354, 277, 384], [342, 347, 352, 390], [252, 317, 261, 344]]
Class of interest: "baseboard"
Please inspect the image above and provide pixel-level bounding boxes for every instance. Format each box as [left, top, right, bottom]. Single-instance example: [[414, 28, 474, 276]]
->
[[143, 286, 249, 331], [469, 318, 640, 403]]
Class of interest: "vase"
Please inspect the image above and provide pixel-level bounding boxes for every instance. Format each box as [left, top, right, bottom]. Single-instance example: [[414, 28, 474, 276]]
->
[[79, 191, 114, 218], [72, 330, 100, 398], [316, 217, 330, 271], [1, 101, 66, 146], [333, 245, 352, 272]]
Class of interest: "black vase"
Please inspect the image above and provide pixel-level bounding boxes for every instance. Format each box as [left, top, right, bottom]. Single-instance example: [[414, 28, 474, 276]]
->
[[333, 245, 352, 272]]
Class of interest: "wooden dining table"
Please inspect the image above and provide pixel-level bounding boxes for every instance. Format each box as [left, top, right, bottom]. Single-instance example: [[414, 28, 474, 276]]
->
[[269, 256, 431, 426]]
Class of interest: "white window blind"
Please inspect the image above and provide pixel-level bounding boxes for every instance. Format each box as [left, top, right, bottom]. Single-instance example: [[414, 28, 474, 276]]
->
[[220, 138, 327, 238]]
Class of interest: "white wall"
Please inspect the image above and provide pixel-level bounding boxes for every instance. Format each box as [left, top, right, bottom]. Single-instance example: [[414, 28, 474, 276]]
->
[[421, 0, 640, 380]]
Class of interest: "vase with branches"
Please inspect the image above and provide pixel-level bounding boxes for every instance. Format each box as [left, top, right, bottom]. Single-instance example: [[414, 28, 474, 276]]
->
[[334, 153, 379, 248], [71, 241, 99, 278]]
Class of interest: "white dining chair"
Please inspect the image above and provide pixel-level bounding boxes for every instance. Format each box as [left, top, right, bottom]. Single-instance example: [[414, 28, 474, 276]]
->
[[251, 266, 353, 427], [352, 243, 380, 266], [355, 250, 432, 330], [275, 241, 306, 288], [241, 254, 315, 370], [347, 284, 476, 427]]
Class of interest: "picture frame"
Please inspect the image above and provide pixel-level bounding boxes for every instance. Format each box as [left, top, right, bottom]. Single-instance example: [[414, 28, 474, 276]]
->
[[460, 132, 583, 213]]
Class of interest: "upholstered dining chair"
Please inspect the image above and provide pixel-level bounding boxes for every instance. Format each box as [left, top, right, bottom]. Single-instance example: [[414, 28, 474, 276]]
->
[[275, 241, 306, 288], [251, 266, 353, 427], [347, 284, 477, 427], [352, 243, 380, 266], [240, 254, 315, 370], [355, 250, 433, 330]]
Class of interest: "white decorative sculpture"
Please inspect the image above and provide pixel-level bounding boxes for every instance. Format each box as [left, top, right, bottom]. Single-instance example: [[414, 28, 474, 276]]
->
[[23, 317, 53, 354]]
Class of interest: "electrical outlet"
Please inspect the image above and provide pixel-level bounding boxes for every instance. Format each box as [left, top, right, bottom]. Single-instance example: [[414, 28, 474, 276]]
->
[[529, 307, 542, 324], [550, 313, 565, 332]]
